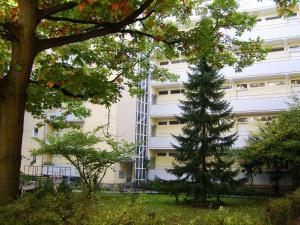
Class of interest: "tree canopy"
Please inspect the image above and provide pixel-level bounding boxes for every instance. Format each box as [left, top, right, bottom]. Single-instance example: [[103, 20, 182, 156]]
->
[[33, 128, 136, 193], [241, 105, 300, 195]]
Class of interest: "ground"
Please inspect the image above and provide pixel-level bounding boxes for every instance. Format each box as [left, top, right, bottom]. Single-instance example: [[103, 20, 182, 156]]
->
[[0, 192, 269, 225], [98, 194, 265, 224]]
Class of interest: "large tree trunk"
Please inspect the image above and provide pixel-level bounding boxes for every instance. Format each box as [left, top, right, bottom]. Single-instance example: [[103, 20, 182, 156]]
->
[[0, 0, 37, 206]]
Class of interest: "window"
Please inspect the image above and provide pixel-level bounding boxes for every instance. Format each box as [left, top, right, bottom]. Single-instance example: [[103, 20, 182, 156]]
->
[[159, 61, 169, 66], [171, 59, 181, 64], [169, 152, 176, 157], [267, 81, 285, 86], [289, 45, 300, 52], [265, 16, 281, 21], [270, 47, 284, 52], [171, 59, 185, 64], [291, 80, 300, 86], [250, 83, 265, 88], [158, 90, 168, 95], [221, 85, 232, 90], [237, 118, 248, 123], [169, 120, 180, 125], [32, 128, 39, 137], [158, 121, 168, 126], [157, 152, 167, 157], [237, 84, 247, 90], [170, 89, 181, 94], [257, 116, 275, 122]]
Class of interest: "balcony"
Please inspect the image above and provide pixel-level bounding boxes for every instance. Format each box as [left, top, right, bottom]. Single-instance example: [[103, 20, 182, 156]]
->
[[46, 112, 84, 122], [222, 59, 300, 79], [150, 104, 181, 118], [148, 169, 177, 180], [150, 95, 290, 117], [153, 58, 300, 86], [244, 19, 300, 41], [148, 136, 178, 149]]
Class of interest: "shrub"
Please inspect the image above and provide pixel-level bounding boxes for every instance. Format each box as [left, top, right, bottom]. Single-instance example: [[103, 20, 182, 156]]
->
[[188, 207, 261, 225], [0, 192, 98, 225], [287, 188, 300, 219], [0, 192, 166, 225], [265, 198, 292, 225]]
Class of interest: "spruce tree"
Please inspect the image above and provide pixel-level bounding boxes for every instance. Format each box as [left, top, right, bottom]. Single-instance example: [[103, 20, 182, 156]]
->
[[169, 60, 239, 203]]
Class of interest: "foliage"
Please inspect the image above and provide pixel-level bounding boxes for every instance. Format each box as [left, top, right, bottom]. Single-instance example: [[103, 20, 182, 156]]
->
[[0, 192, 98, 225], [0, 192, 164, 225], [241, 106, 300, 195], [169, 60, 241, 203], [33, 128, 136, 193], [272, 0, 299, 14], [188, 207, 262, 225], [287, 188, 300, 219], [265, 198, 292, 225], [264, 188, 300, 225], [180, 0, 267, 70], [0, 192, 266, 225]]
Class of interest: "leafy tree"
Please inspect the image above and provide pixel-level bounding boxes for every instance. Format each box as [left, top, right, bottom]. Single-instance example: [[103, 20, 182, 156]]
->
[[169, 60, 240, 203], [241, 106, 300, 195], [33, 129, 135, 193], [272, 0, 299, 14], [0, 0, 265, 205]]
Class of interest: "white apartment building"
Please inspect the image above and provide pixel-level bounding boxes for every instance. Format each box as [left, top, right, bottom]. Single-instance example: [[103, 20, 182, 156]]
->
[[146, 0, 300, 187], [21, 0, 299, 188]]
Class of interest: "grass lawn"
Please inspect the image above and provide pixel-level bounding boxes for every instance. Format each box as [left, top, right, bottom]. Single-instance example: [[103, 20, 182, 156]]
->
[[0, 192, 267, 225], [97, 194, 266, 225]]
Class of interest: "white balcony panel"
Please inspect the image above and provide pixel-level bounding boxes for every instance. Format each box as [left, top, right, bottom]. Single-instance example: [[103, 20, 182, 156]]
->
[[230, 96, 290, 113], [46, 112, 84, 122], [149, 136, 177, 149], [233, 135, 249, 149], [148, 169, 177, 181], [150, 96, 290, 117], [150, 104, 181, 117], [153, 59, 300, 85], [242, 21, 300, 41], [222, 59, 300, 79]]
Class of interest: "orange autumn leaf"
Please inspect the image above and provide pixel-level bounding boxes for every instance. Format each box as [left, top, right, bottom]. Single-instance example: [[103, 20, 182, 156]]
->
[[46, 81, 55, 88], [111, 3, 121, 11], [78, 2, 86, 11]]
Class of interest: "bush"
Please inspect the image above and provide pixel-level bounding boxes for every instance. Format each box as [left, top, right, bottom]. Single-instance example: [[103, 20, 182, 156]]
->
[[0, 192, 166, 225], [0, 192, 97, 225], [265, 198, 292, 225], [287, 188, 300, 219], [188, 207, 261, 225]]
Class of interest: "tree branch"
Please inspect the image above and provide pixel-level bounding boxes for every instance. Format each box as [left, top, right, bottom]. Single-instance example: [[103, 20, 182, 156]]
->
[[36, 0, 155, 52], [38, 2, 78, 21], [132, 8, 156, 23], [45, 16, 112, 27], [119, 29, 180, 45]]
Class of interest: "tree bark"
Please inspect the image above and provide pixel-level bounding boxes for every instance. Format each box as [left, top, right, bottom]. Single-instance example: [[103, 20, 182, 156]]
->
[[0, 0, 37, 206]]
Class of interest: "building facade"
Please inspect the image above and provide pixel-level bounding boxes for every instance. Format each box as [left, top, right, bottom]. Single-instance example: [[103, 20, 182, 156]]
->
[[147, 1, 300, 187], [21, 90, 137, 186], [21, 1, 300, 188]]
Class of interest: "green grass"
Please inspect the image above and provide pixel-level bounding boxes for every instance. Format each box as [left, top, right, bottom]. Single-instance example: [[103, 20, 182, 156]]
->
[[97, 194, 266, 225]]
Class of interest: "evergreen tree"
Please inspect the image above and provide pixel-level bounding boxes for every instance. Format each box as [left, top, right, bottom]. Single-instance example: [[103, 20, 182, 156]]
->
[[169, 60, 239, 203]]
